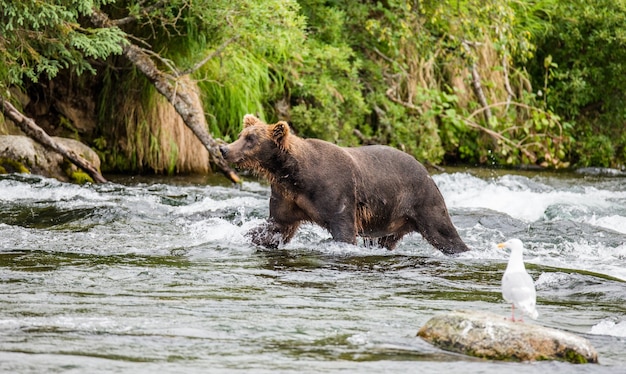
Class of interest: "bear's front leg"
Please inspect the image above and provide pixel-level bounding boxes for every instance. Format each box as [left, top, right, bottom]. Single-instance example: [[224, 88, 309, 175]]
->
[[248, 187, 304, 248], [328, 220, 358, 245], [247, 218, 300, 249]]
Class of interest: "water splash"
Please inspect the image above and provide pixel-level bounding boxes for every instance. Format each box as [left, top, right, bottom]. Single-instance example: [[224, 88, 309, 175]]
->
[[590, 319, 626, 337], [434, 173, 625, 224]]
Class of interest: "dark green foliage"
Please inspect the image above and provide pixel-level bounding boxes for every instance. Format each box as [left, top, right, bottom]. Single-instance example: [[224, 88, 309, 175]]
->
[[292, 0, 569, 166], [0, 0, 125, 86], [529, 0, 626, 168], [286, 1, 367, 143], [2, 0, 626, 173], [575, 135, 614, 168]]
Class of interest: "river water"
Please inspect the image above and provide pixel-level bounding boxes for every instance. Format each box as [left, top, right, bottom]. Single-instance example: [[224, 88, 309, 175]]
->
[[0, 168, 625, 373]]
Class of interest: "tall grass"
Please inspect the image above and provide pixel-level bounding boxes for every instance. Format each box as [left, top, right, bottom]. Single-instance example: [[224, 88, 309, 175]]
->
[[97, 65, 209, 174], [196, 49, 275, 141]]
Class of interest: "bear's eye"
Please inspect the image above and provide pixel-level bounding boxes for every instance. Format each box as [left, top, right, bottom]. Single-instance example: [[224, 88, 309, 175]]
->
[[244, 134, 255, 144]]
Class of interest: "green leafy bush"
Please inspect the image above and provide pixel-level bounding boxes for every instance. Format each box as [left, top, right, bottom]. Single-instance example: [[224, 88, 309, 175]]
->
[[530, 0, 626, 168], [4, 0, 625, 174], [0, 0, 125, 86]]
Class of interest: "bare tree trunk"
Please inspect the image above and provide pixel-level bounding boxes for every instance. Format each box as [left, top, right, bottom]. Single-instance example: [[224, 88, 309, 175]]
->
[[502, 53, 515, 110], [1, 97, 107, 183], [90, 9, 240, 184], [462, 41, 492, 124]]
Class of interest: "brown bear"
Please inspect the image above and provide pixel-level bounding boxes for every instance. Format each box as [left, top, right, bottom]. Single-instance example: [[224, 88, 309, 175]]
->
[[220, 115, 470, 255]]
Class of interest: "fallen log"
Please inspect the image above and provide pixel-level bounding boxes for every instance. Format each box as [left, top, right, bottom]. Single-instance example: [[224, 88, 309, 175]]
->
[[1, 97, 107, 183]]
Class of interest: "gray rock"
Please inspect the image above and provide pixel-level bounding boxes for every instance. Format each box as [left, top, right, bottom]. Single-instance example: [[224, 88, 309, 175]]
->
[[0, 135, 101, 183], [575, 167, 626, 177], [417, 310, 598, 364]]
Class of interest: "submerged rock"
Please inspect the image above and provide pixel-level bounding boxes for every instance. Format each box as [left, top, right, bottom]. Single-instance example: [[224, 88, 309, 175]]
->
[[417, 310, 598, 364], [0, 135, 101, 183], [575, 167, 626, 177]]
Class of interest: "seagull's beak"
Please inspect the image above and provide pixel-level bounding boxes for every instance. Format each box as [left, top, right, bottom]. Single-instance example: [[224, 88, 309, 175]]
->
[[497, 242, 506, 249]]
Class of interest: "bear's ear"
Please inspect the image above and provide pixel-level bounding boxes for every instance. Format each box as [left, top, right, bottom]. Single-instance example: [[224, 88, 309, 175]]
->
[[243, 114, 263, 128], [271, 121, 290, 149]]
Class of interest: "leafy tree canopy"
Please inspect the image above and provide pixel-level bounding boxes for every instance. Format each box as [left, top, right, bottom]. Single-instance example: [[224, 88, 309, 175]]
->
[[0, 0, 126, 86], [1, 0, 625, 171]]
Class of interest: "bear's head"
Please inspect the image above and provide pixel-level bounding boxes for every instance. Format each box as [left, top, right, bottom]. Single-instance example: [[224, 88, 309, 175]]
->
[[220, 114, 292, 174]]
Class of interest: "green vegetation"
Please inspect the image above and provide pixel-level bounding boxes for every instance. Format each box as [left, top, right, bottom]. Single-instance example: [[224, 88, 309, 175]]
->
[[561, 348, 589, 364], [0, 0, 125, 85], [0, 157, 30, 174], [67, 169, 94, 184], [1, 0, 625, 172], [527, 0, 626, 167]]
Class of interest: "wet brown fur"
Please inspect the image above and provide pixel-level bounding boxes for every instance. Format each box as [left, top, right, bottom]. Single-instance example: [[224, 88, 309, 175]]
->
[[220, 115, 470, 255]]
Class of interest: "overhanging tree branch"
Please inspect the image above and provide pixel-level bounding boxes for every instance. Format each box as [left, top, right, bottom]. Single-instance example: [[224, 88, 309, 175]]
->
[[179, 36, 238, 76], [1, 97, 107, 183], [111, 0, 167, 26], [90, 9, 240, 184]]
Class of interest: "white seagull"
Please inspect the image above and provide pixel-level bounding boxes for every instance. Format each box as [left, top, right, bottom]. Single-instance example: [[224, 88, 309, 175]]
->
[[498, 238, 538, 322]]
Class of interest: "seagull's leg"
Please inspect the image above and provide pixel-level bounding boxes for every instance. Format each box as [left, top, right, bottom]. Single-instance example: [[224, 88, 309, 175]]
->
[[510, 304, 526, 323]]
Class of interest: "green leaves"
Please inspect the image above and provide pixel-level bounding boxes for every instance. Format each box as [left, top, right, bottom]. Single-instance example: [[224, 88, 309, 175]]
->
[[285, 1, 367, 143], [529, 0, 626, 168], [0, 0, 126, 85], [2, 0, 623, 172], [70, 28, 125, 59]]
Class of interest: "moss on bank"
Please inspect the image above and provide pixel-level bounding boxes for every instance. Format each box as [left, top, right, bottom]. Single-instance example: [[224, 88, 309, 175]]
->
[[0, 157, 30, 174]]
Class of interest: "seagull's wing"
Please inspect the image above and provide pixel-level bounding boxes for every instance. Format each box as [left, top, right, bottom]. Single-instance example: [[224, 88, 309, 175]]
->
[[502, 270, 536, 305]]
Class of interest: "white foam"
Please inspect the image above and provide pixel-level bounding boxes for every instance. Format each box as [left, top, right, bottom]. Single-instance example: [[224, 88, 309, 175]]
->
[[535, 272, 572, 289], [0, 178, 102, 203], [433, 173, 622, 223], [0, 316, 123, 333], [590, 319, 626, 337], [175, 196, 265, 215], [534, 241, 626, 281], [584, 214, 626, 234], [184, 218, 253, 245], [347, 332, 370, 345]]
